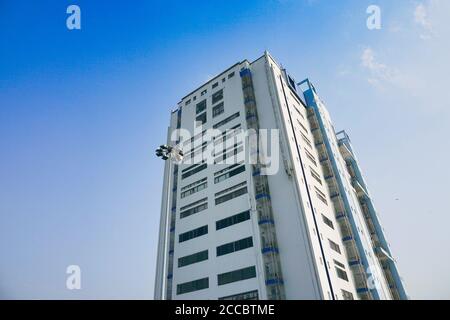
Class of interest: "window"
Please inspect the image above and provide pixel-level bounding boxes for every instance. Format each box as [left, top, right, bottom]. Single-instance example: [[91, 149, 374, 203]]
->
[[179, 225, 208, 243], [212, 102, 224, 118], [185, 99, 191, 106], [182, 163, 207, 180], [214, 144, 244, 164], [177, 277, 209, 295], [341, 290, 354, 300], [178, 250, 208, 268], [180, 198, 208, 219], [212, 82, 218, 89], [213, 112, 240, 129], [305, 149, 317, 166], [212, 89, 223, 104], [213, 124, 242, 146], [214, 165, 245, 184], [297, 119, 308, 133], [310, 167, 322, 185], [196, 112, 207, 126], [292, 104, 305, 119], [335, 267, 349, 281], [183, 129, 206, 147], [219, 290, 258, 300], [334, 260, 345, 269], [217, 237, 253, 257], [228, 72, 235, 79], [216, 210, 250, 230], [201, 89, 207, 96], [322, 214, 334, 229], [301, 132, 313, 149], [196, 100, 206, 114], [315, 187, 328, 205], [215, 182, 247, 205], [289, 92, 301, 106], [182, 163, 201, 173], [183, 141, 207, 162], [180, 178, 207, 199], [218, 266, 256, 286], [329, 239, 341, 254]]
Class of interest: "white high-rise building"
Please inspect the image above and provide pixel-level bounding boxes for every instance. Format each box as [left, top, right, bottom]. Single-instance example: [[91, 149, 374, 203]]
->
[[154, 52, 407, 300]]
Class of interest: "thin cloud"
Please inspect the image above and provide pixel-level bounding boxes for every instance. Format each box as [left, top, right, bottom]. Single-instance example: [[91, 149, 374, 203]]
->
[[360, 48, 418, 92], [361, 48, 394, 84], [414, 2, 435, 39], [414, 4, 431, 30]]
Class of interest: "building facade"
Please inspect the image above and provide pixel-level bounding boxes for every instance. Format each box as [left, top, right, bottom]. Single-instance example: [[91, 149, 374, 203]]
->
[[154, 52, 407, 300]]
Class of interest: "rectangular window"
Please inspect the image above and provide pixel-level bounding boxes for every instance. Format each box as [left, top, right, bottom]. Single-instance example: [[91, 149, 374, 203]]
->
[[217, 237, 253, 257], [214, 144, 244, 164], [183, 141, 207, 161], [212, 82, 218, 89], [219, 290, 259, 300], [310, 167, 322, 185], [216, 210, 250, 230], [196, 100, 206, 114], [212, 102, 224, 118], [182, 163, 207, 180], [297, 119, 308, 133], [177, 277, 209, 295], [334, 259, 346, 269], [341, 290, 354, 300], [213, 124, 242, 146], [218, 266, 256, 286], [301, 132, 313, 149], [213, 112, 240, 129], [178, 250, 208, 268], [212, 89, 223, 104], [179, 225, 208, 243], [322, 214, 334, 229], [182, 162, 201, 173], [228, 72, 235, 79], [196, 112, 207, 126], [214, 165, 245, 184], [292, 104, 305, 119], [180, 178, 207, 199], [185, 99, 191, 106], [180, 198, 208, 219], [329, 239, 341, 254], [315, 187, 328, 205], [336, 267, 349, 281], [201, 89, 207, 96], [305, 149, 317, 166], [215, 182, 247, 205], [183, 129, 206, 147]]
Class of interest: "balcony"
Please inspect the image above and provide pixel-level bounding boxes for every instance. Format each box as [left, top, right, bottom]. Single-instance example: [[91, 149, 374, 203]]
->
[[375, 246, 394, 263], [352, 178, 368, 198], [335, 212, 346, 220], [338, 142, 354, 161]]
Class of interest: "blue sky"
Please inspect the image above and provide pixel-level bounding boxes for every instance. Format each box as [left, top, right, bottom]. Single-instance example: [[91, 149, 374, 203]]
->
[[1, 0, 449, 299]]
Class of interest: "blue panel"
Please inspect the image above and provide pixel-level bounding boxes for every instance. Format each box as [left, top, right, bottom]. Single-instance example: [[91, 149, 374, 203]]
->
[[266, 279, 284, 286], [240, 68, 251, 77], [256, 193, 271, 200], [262, 247, 279, 254], [258, 219, 275, 225]]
